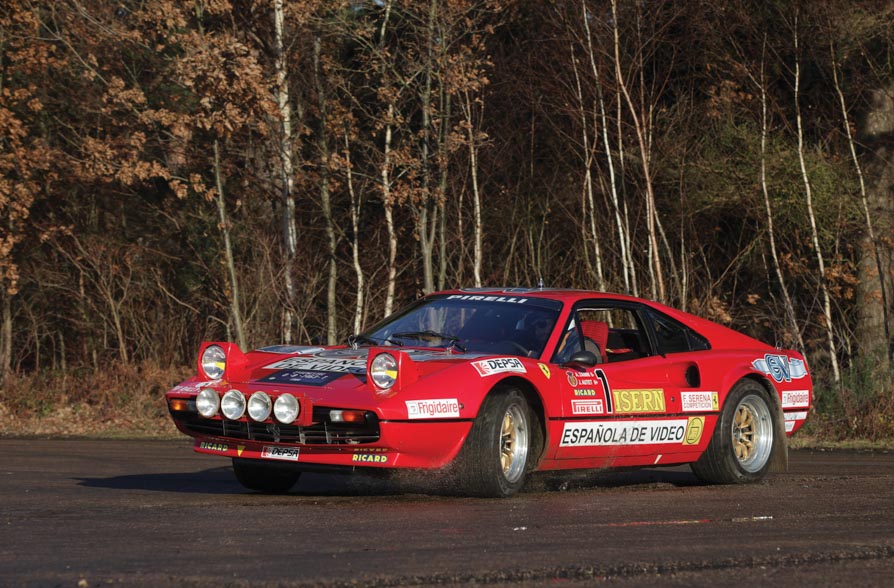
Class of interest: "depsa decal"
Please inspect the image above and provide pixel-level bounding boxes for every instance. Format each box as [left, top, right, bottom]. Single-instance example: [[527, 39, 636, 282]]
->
[[472, 357, 526, 376]]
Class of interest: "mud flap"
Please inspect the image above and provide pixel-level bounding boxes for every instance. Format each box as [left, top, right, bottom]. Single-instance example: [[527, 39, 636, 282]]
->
[[768, 390, 789, 473]]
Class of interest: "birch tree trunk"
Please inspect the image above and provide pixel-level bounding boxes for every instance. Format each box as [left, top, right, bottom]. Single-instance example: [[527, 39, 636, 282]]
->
[[581, 0, 629, 294], [273, 0, 298, 344], [379, 0, 398, 317], [462, 88, 484, 288], [833, 49, 893, 364], [313, 36, 338, 345], [344, 127, 365, 334], [756, 42, 804, 351], [793, 23, 840, 383], [611, 0, 663, 301], [213, 139, 246, 351], [570, 41, 605, 290]]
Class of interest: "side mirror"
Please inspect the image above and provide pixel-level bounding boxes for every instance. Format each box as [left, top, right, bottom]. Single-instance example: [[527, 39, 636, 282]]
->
[[561, 350, 598, 370]]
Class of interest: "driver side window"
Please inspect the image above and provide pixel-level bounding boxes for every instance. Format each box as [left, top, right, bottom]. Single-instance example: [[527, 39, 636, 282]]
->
[[552, 305, 652, 364]]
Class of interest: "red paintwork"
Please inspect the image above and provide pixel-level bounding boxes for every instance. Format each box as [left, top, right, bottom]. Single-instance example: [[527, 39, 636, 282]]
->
[[166, 288, 812, 474]]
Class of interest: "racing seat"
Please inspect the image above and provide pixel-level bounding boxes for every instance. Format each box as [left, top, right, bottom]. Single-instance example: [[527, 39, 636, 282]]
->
[[580, 320, 609, 363]]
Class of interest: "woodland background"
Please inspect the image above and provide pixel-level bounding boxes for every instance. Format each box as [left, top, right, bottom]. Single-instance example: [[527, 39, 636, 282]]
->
[[1, 0, 893, 439]]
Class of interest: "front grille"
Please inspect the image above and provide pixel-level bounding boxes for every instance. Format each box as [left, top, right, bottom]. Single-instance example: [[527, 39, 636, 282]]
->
[[170, 406, 380, 445]]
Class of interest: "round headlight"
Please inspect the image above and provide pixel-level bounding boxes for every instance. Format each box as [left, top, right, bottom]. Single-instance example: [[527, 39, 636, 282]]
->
[[370, 353, 398, 389], [201, 345, 227, 380], [274, 393, 300, 424], [248, 392, 272, 422], [196, 388, 220, 418], [220, 389, 246, 420]]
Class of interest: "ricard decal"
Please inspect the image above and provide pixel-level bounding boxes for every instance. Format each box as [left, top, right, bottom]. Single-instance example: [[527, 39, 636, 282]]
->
[[352, 454, 388, 464]]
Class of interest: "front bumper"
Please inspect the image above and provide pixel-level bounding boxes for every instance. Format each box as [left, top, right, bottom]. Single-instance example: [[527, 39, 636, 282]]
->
[[170, 399, 472, 469]]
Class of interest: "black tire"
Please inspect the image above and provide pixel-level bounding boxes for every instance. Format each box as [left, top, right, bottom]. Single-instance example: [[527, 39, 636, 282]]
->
[[453, 388, 534, 497], [232, 458, 301, 493], [691, 379, 777, 484]]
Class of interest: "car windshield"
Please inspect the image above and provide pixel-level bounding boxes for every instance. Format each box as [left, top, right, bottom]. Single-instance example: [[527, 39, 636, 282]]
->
[[362, 294, 563, 358]]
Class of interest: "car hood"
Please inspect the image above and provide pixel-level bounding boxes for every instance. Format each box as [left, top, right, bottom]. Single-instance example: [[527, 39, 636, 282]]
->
[[240, 345, 485, 390]]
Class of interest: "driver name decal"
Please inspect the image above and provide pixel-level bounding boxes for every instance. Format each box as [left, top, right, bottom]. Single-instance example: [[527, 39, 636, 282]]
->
[[472, 357, 526, 376]]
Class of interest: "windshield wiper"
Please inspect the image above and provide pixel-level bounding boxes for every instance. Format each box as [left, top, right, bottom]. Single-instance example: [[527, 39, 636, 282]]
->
[[347, 334, 389, 348], [391, 331, 466, 352]]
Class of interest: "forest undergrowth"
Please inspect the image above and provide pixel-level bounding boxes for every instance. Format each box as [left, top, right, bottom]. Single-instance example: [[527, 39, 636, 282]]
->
[[1, 362, 891, 448]]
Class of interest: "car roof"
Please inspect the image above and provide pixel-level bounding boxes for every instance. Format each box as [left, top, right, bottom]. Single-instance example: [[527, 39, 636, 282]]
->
[[433, 287, 770, 350], [435, 287, 644, 305]]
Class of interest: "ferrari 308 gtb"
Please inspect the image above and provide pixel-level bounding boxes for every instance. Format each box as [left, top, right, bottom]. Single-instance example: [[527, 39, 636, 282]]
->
[[166, 288, 812, 497]]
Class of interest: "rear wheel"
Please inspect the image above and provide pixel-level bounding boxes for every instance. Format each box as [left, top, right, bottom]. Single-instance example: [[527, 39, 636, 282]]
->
[[232, 458, 301, 493], [691, 379, 777, 484], [454, 389, 533, 497]]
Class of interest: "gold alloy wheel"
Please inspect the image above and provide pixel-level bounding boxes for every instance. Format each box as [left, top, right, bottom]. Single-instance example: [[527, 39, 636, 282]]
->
[[734, 404, 755, 461], [731, 393, 773, 473], [499, 403, 529, 483]]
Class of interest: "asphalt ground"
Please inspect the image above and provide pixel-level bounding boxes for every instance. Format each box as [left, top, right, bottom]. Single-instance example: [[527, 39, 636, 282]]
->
[[1, 439, 892, 587]]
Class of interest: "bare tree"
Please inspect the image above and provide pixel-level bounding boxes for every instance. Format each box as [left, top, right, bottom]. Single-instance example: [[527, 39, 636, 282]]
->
[[793, 18, 840, 383]]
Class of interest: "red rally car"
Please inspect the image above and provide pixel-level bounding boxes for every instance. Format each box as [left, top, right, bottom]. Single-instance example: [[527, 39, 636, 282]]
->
[[166, 288, 812, 497]]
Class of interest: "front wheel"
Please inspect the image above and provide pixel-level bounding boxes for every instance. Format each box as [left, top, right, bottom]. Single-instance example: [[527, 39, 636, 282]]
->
[[453, 389, 534, 497], [691, 380, 777, 484], [232, 458, 301, 493]]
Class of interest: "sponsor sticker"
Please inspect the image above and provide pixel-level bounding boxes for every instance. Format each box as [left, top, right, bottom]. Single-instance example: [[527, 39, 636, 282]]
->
[[784, 411, 808, 421], [199, 442, 228, 452], [352, 454, 388, 464], [566, 371, 579, 387], [406, 398, 461, 419], [472, 357, 527, 376], [263, 356, 366, 374], [684, 417, 705, 445], [261, 446, 300, 461], [753, 354, 808, 383], [560, 419, 689, 447], [446, 294, 529, 304], [680, 391, 719, 412], [573, 389, 597, 396], [571, 399, 604, 415], [785, 421, 795, 433], [612, 389, 666, 413], [173, 381, 217, 394], [539, 363, 551, 379], [257, 369, 343, 386], [781, 390, 810, 409]]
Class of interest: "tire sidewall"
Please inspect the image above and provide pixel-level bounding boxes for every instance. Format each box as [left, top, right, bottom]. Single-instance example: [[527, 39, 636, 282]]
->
[[459, 388, 533, 497]]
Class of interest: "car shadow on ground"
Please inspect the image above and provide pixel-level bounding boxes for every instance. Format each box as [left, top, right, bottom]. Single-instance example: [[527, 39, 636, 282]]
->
[[74, 465, 703, 497]]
